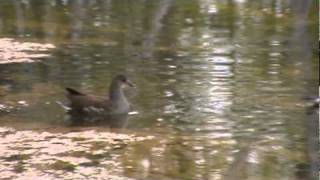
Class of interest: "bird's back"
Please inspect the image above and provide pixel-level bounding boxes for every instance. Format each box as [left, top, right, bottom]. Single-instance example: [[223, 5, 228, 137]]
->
[[66, 88, 112, 111]]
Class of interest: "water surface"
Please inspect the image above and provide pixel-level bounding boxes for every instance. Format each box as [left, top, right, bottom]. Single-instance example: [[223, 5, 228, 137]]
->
[[0, 0, 318, 180]]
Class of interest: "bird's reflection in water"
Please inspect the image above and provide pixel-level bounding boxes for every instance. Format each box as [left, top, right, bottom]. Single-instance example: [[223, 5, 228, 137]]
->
[[66, 110, 129, 129]]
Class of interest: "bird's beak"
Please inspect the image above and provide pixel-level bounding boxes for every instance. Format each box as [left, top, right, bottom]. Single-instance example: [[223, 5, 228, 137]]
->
[[126, 80, 135, 88]]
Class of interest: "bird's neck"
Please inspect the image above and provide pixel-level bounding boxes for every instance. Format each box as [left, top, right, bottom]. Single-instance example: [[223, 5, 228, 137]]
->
[[109, 82, 126, 102]]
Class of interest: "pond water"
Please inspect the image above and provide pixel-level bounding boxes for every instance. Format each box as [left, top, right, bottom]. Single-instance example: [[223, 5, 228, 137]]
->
[[0, 0, 318, 180]]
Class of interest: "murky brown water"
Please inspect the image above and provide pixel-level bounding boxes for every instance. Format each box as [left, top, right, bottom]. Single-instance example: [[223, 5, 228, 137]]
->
[[0, 0, 318, 180]]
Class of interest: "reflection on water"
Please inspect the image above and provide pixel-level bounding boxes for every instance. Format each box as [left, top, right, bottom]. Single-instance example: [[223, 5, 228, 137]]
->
[[0, 126, 153, 180], [68, 112, 129, 129], [0, 0, 318, 180], [0, 38, 55, 64]]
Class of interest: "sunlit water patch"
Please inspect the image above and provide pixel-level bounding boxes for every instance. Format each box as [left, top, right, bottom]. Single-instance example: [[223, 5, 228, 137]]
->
[[0, 127, 153, 180], [0, 38, 55, 64]]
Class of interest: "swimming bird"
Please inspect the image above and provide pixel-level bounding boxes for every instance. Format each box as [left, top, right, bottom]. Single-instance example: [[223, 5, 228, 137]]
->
[[65, 74, 134, 115]]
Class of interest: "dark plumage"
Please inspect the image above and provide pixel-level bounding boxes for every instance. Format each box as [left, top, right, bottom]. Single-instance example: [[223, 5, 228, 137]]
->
[[66, 88, 84, 95]]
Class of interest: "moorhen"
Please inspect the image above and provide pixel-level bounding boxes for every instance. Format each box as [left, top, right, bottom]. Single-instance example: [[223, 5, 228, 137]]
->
[[65, 74, 134, 115]]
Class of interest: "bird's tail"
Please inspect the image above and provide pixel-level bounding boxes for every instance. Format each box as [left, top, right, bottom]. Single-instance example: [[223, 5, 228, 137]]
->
[[65, 88, 84, 95]]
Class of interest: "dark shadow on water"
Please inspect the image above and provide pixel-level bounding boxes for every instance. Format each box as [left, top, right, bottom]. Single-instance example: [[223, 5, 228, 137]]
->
[[66, 111, 129, 129]]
